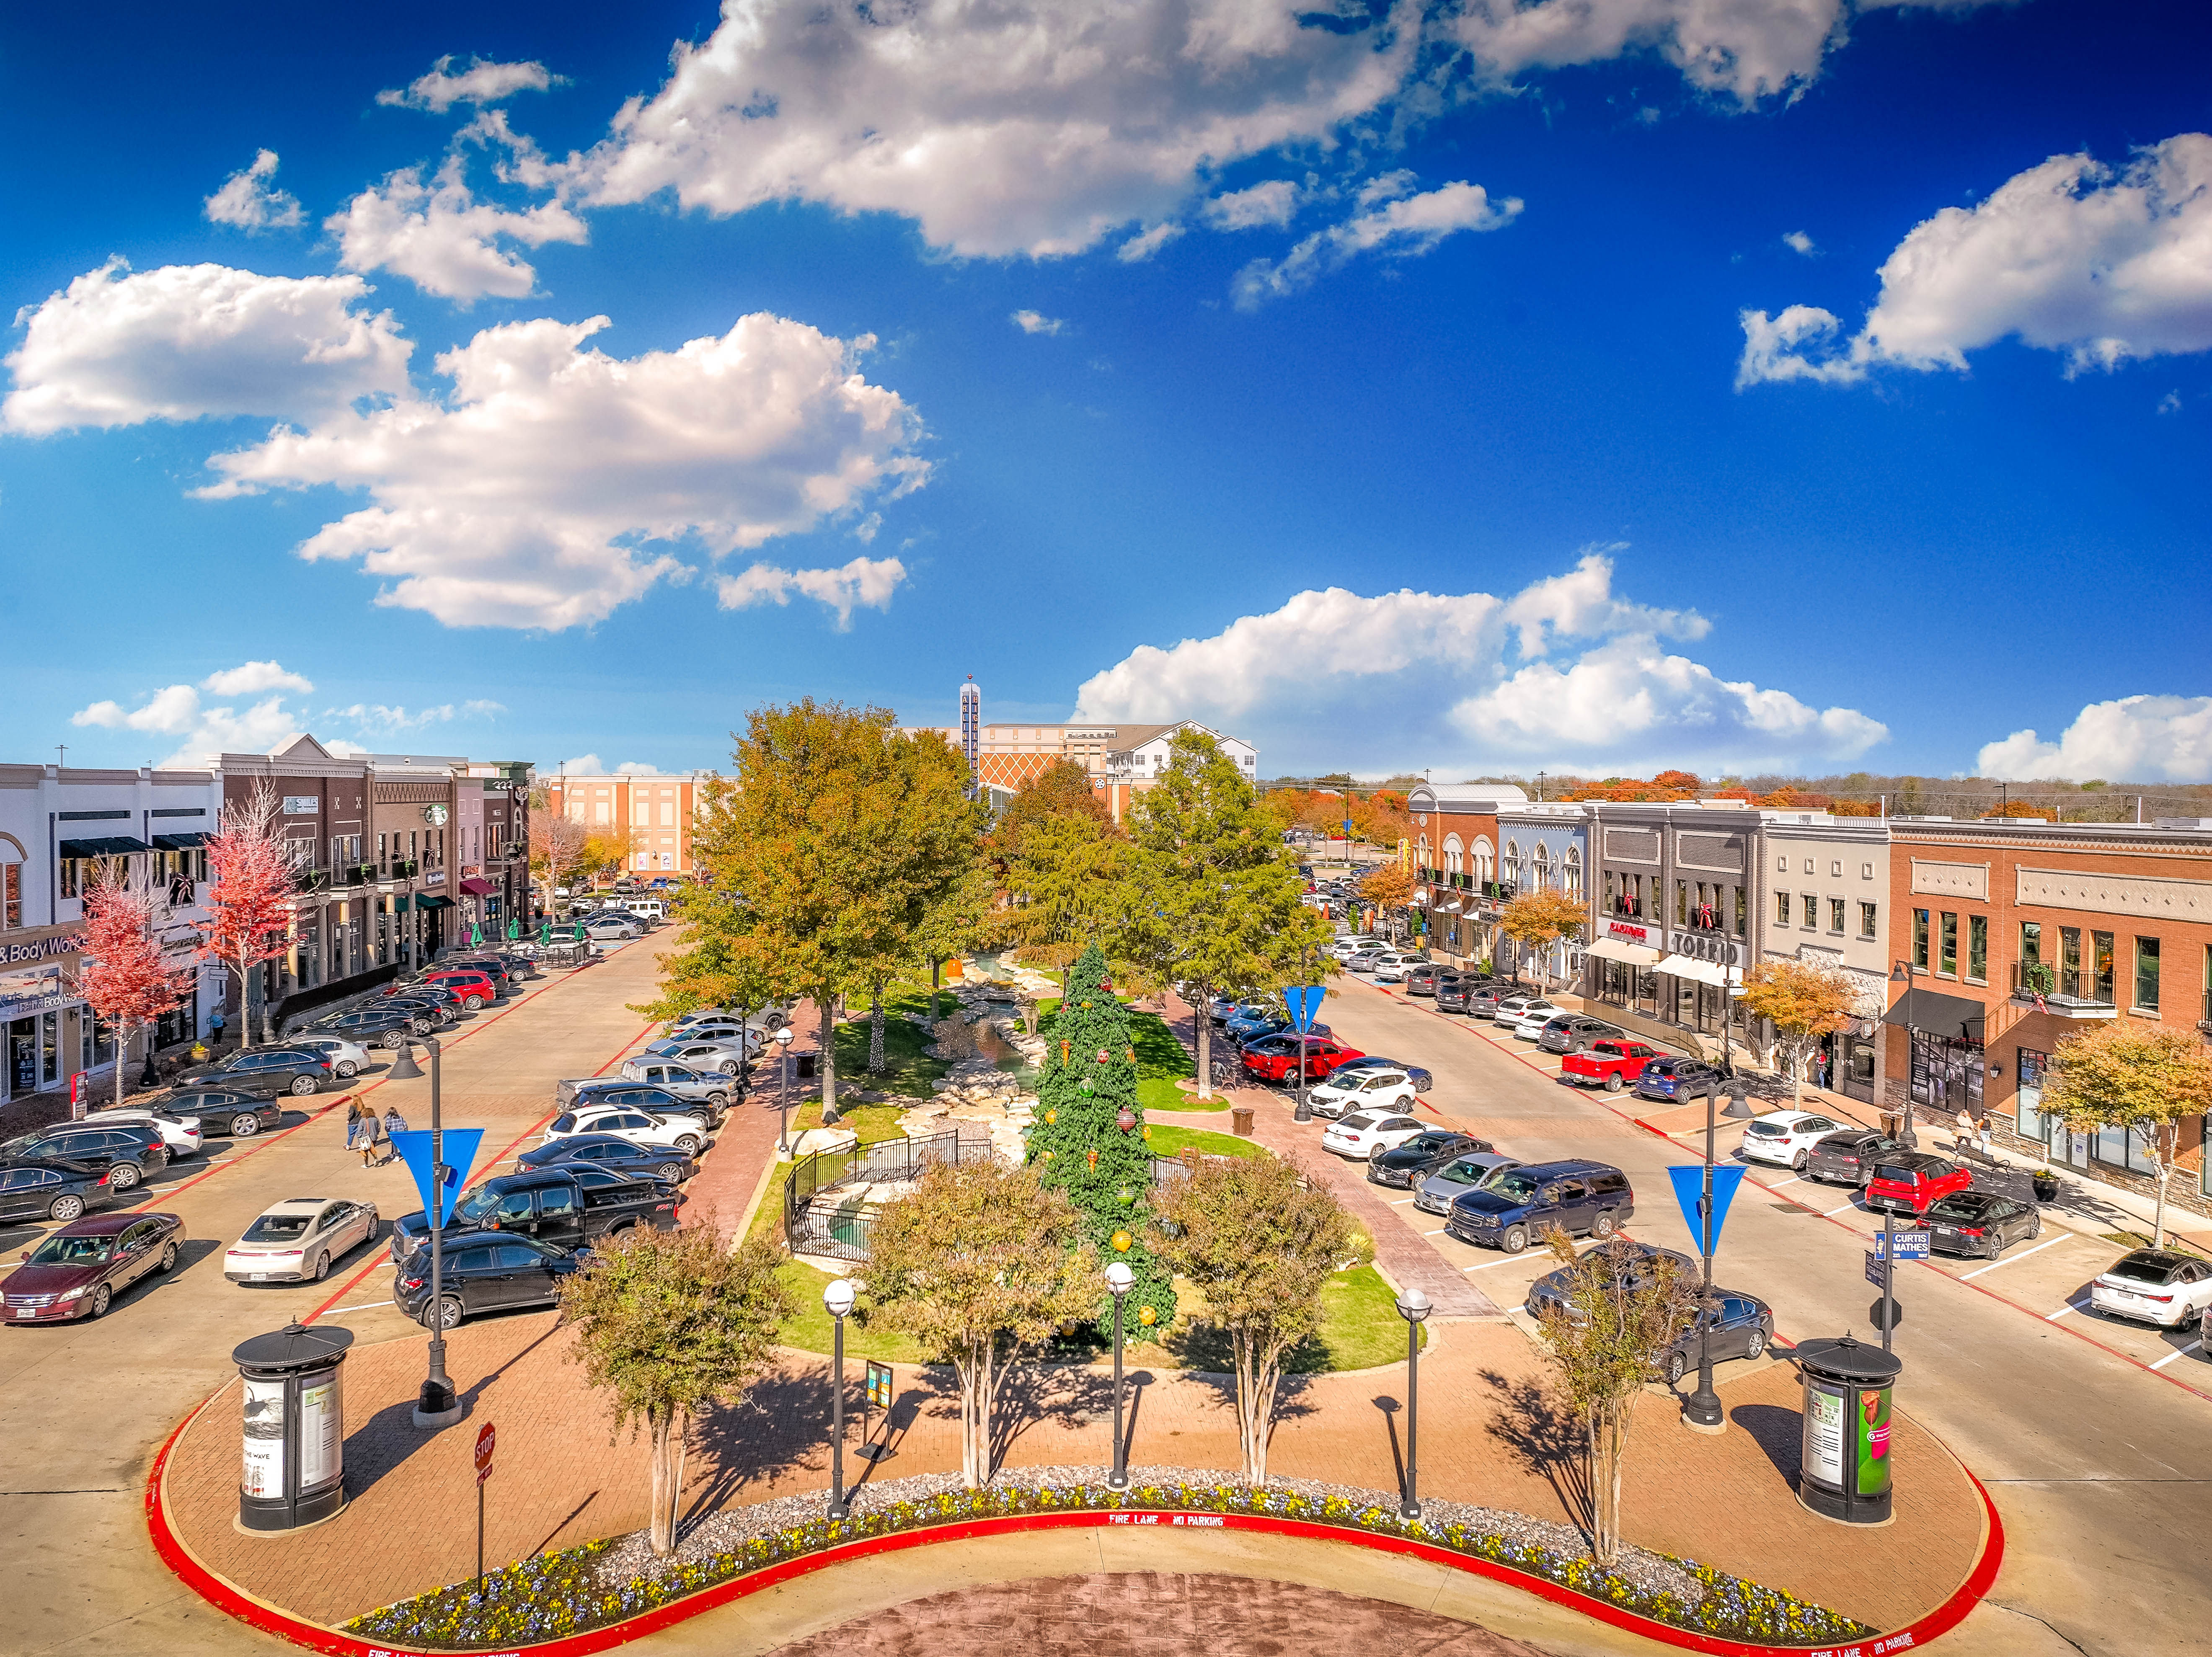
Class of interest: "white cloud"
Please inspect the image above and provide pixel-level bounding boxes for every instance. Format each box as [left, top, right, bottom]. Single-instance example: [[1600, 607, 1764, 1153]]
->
[[204, 150, 303, 232], [1072, 550, 1885, 773], [614, 761, 661, 775], [378, 56, 563, 114], [1782, 229, 1816, 256], [197, 312, 924, 630], [1116, 222, 1186, 263], [578, 0, 1419, 259], [1204, 180, 1300, 230], [1977, 696, 2212, 783], [1739, 134, 2212, 387], [321, 702, 456, 732], [558, 754, 604, 775], [2158, 390, 2183, 414], [462, 698, 508, 718], [328, 157, 588, 302], [714, 555, 907, 628], [201, 660, 313, 695], [1231, 178, 1522, 309], [2, 258, 411, 435], [1011, 310, 1065, 336]]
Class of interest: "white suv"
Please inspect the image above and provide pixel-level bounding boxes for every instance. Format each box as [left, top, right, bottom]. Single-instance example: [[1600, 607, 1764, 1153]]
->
[[1739, 1110, 1844, 1170], [543, 1105, 705, 1156], [1329, 935, 1384, 960], [1306, 1068, 1418, 1120]]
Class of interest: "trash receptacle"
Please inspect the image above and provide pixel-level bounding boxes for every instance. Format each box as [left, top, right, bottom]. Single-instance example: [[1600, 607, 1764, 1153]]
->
[[1793, 1334, 1902, 1525], [796, 1052, 819, 1081], [1231, 1105, 1255, 1138], [233, 1321, 354, 1533]]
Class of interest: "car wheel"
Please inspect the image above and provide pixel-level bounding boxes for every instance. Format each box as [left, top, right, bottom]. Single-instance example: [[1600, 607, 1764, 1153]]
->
[[2030, 1218, 2042, 1239], [424, 1296, 464, 1331], [1791, 1151, 1807, 1172], [337, 1061, 359, 1078], [1603, 1074, 1624, 1092], [289, 1075, 318, 1096], [48, 1194, 85, 1223], [1745, 1327, 1768, 1360], [158, 1241, 179, 1274], [311, 1250, 331, 1281], [706, 1091, 729, 1109], [719, 1061, 740, 1076], [1663, 1349, 1687, 1385], [108, 1162, 141, 1191], [232, 1113, 261, 1137], [88, 1284, 113, 1319], [1591, 1211, 1618, 1238], [656, 1161, 684, 1182], [674, 1134, 702, 1155], [1500, 1224, 1529, 1255]]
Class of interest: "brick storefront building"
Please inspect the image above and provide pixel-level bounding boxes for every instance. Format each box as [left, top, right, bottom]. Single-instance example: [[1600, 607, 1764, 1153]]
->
[[542, 772, 707, 878]]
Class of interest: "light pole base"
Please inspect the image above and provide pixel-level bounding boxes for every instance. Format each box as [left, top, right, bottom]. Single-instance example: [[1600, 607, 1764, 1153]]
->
[[1106, 1474, 1129, 1491], [413, 1378, 463, 1430], [1682, 1394, 1726, 1435], [1292, 1100, 1312, 1123], [1398, 1502, 1421, 1522]]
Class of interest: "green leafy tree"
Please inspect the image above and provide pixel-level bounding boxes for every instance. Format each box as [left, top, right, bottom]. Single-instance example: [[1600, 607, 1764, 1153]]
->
[[1150, 1151, 1365, 1481], [1124, 730, 1336, 1098], [558, 1224, 791, 1556], [1024, 943, 1176, 1332], [2043, 1021, 2212, 1247], [866, 1159, 1101, 1487]]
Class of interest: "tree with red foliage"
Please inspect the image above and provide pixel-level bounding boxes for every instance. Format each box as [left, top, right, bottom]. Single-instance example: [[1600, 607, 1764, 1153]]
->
[[200, 785, 304, 1046], [75, 871, 191, 1109], [1650, 770, 1701, 791]]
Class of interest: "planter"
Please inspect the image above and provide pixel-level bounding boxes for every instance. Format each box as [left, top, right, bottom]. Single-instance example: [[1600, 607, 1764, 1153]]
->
[[2031, 1174, 2060, 1203]]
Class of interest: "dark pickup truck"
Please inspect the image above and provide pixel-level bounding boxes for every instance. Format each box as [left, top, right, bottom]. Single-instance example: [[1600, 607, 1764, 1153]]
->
[[388, 1168, 682, 1264], [1559, 1038, 1667, 1092]]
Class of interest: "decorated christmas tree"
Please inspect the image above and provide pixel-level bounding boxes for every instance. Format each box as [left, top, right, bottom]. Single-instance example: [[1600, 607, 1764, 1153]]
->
[[1025, 942, 1177, 1335]]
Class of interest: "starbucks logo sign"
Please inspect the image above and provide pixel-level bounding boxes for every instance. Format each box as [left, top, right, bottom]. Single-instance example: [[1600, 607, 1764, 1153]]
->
[[422, 804, 450, 826]]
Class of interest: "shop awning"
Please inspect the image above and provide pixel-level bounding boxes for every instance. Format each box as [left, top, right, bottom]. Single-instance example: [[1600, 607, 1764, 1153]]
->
[[416, 893, 455, 910], [1443, 898, 1464, 913], [458, 878, 496, 896], [1881, 986, 1986, 1040], [153, 831, 212, 849], [1588, 937, 1663, 965], [1659, 953, 1736, 986], [59, 836, 150, 857]]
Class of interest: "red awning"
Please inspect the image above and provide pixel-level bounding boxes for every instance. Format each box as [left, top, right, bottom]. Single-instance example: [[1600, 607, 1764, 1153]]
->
[[458, 878, 497, 896]]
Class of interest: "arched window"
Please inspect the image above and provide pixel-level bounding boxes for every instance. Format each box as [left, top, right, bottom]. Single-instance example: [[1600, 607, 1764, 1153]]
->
[[1533, 842, 1553, 891], [1562, 845, 1583, 899], [1473, 837, 1495, 887], [1503, 839, 1522, 888], [1416, 834, 1431, 880], [0, 832, 22, 932], [1443, 834, 1464, 880]]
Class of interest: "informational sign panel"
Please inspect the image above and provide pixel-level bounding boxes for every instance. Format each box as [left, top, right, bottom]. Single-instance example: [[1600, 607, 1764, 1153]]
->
[[1665, 1164, 1747, 1256], [865, 1360, 894, 1412], [1854, 1386, 1894, 1499], [1802, 1378, 1846, 1490], [299, 1374, 343, 1492], [240, 1377, 287, 1499], [1874, 1230, 1930, 1260]]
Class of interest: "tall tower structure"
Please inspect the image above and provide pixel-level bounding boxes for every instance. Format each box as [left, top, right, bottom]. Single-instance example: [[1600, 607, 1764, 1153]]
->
[[958, 676, 982, 798]]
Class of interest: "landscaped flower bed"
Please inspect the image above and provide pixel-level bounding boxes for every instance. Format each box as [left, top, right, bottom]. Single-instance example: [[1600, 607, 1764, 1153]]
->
[[345, 1476, 1873, 1652]]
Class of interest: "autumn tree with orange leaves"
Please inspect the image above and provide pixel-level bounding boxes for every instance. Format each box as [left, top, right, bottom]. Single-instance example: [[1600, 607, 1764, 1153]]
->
[[76, 870, 194, 1109]]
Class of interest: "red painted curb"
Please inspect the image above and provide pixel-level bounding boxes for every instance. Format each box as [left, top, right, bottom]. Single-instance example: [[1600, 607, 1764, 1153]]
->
[[147, 1420, 2005, 1657]]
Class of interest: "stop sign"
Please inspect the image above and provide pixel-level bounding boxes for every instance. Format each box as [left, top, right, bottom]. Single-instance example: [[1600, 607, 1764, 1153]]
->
[[474, 1422, 496, 1483]]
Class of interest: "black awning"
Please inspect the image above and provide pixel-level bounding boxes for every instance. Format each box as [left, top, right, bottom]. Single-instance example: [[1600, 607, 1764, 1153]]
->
[[1881, 986, 1987, 1040], [58, 836, 151, 857], [416, 894, 454, 910], [152, 832, 212, 850]]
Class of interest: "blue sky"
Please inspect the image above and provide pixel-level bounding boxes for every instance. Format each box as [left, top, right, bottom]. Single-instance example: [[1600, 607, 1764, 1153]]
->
[[4, 0, 2208, 783]]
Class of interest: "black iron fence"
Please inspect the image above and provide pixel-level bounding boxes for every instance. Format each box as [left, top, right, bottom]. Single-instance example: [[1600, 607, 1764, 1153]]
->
[[784, 1130, 975, 1260]]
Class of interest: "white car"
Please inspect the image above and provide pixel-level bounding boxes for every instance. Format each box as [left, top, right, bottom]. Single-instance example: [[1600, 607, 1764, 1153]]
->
[[1738, 1110, 1844, 1170], [1328, 935, 1384, 960], [584, 919, 641, 941], [543, 1104, 705, 1156], [224, 1197, 380, 1283], [1367, 953, 1427, 984], [2087, 1249, 2212, 1330], [1320, 1109, 1428, 1161], [1306, 1067, 1419, 1120], [80, 1106, 204, 1159], [291, 1035, 374, 1079], [1494, 997, 1564, 1037]]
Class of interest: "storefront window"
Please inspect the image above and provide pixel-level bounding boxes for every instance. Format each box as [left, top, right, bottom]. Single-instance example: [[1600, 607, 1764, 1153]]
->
[[2092, 932, 2114, 1002], [2134, 937, 2160, 1011], [2016, 1048, 2049, 1141], [1734, 886, 1746, 935], [1967, 916, 1987, 983], [1675, 881, 1688, 924], [2018, 921, 2041, 967], [1938, 912, 1957, 976], [1910, 1028, 1984, 1113], [1776, 892, 1791, 926], [1913, 909, 1929, 968]]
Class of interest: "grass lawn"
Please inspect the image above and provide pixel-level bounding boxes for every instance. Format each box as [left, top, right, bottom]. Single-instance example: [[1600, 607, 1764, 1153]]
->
[[773, 1259, 930, 1364], [1168, 1264, 1422, 1374], [1144, 1122, 1265, 1160], [820, 981, 950, 1101]]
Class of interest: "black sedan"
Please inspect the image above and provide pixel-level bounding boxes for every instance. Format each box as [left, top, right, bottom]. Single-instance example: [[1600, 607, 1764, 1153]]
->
[[1, 1124, 168, 1190], [1367, 1130, 1493, 1188], [395, 1230, 582, 1328], [516, 1133, 696, 1184], [1655, 1290, 1775, 1385], [1326, 1056, 1434, 1094], [311, 1008, 414, 1048], [1802, 1129, 1900, 1187], [1524, 1242, 1698, 1321], [157, 1088, 287, 1138], [184, 1047, 333, 1100], [1923, 1190, 2042, 1258], [0, 1161, 119, 1226]]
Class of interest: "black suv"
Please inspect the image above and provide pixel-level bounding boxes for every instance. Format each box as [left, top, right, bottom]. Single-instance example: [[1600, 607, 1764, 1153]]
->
[[312, 1008, 414, 1048], [396, 1231, 582, 1329], [388, 1168, 681, 1262], [1537, 1014, 1625, 1056], [1445, 1158, 1636, 1254], [1803, 1129, 1900, 1187], [189, 1047, 333, 1100], [1, 1123, 168, 1190], [158, 1087, 287, 1137], [565, 1082, 720, 1128], [516, 1134, 696, 1185]]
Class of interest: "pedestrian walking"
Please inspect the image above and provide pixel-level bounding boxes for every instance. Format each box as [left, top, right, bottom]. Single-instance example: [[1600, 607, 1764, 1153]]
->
[[343, 1101, 362, 1153], [351, 1103, 378, 1168], [382, 1105, 408, 1163], [1975, 1107, 1993, 1159], [208, 1007, 226, 1048], [1954, 1106, 1974, 1159]]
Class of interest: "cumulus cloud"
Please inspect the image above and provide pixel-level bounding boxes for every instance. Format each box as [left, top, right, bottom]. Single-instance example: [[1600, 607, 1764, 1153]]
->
[[201, 660, 313, 696], [1204, 180, 1300, 230], [714, 555, 908, 628], [1977, 696, 2212, 783], [462, 698, 508, 718], [1011, 310, 1065, 336], [1231, 178, 1521, 308], [2, 259, 411, 434], [1073, 550, 1885, 774], [1739, 133, 2212, 387], [1116, 222, 1186, 263], [196, 312, 924, 630], [328, 157, 588, 302], [1782, 229, 1816, 256], [379, 56, 563, 114], [321, 702, 457, 732], [204, 150, 303, 231]]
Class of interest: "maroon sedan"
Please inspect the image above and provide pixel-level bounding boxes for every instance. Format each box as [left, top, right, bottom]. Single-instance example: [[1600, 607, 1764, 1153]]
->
[[2, 1212, 185, 1323]]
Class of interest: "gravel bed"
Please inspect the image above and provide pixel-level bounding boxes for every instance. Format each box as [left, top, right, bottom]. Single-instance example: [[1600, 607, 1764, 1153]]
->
[[589, 1464, 1703, 1606]]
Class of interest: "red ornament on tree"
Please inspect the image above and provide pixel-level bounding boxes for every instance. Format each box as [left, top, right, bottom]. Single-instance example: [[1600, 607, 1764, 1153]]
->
[[1116, 1106, 1137, 1133]]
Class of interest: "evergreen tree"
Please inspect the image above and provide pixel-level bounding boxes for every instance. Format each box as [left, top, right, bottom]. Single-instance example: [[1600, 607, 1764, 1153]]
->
[[1024, 943, 1176, 1334]]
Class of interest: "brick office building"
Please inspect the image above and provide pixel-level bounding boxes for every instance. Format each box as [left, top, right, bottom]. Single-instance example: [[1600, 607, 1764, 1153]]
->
[[542, 772, 708, 878], [1406, 783, 1529, 963]]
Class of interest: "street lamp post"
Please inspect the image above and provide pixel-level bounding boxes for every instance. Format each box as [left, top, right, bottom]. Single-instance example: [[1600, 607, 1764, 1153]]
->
[[1887, 962, 1921, 1150], [1104, 1261, 1134, 1490], [1394, 1287, 1430, 1519], [1684, 1076, 1726, 1433], [390, 1036, 462, 1429], [773, 1024, 795, 1156], [822, 1277, 855, 1519]]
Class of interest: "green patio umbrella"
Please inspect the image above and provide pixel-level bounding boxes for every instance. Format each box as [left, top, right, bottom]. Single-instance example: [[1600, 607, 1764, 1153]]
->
[[573, 920, 586, 942], [470, 921, 482, 947], [539, 919, 553, 945], [506, 917, 520, 941]]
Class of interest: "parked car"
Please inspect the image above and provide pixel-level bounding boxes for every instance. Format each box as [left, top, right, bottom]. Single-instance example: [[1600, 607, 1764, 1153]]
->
[[1653, 1290, 1775, 1383], [1326, 1056, 1433, 1093], [1367, 1130, 1493, 1188], [541, 1105, 705, 1156], [559, 1082, 718, 1129], [382, 987, 461, 1025], [1434, 977, 1476, 1014], [515, 1134, 695, 1185], [583, 918, 642, 941], [289, 1035, 374, 1079], [389, 1167, 681, 1263], [1499, 999, 1568, 1039], [1560, 1039, 1667, 1092], [310, 1008, 414, 1048], [189, 1046, 333, 1098], [1366, 953, 1428, 984], [1211, 998, 1272, 1026], [1525, 1242, 1698, 1321], [224, 1198, 380, 1283], [1922, 1190, 2042, 1258], [1413, 1151, 1525, 1216], [1466, 984, 1516, 1018], [0, 1162, 119, 1226], [594, 1059, 736, 1109], [2086, 1249, 2212, 1329], [1445, 1159, 1635, 1254], [421, 969, 502, 1010], [396, 1230, 583, 1329], [1239, 1034, 1364, 1084], [1801, 1129, 1901, 1187], [1328, 936, 1384, 960], [80, 1106, 204, 1159], [155, 1088, 285, 1139], [1, 1123, 168, 1190], [643, 1037, 753, 1076], [1320, 1110, 1428, 1161], [2, 1212, 184, 1322], [1863, 1152, 1973, 1217], [1229, 1017, 1333, 1051], [1305, 1066, 1421, 1120], [1403, 964, 1442, 997], [1738, 1110, 1847, 1171], [1536, 1014, 1624, 1056], [1632, 1058, 1725, 1102]]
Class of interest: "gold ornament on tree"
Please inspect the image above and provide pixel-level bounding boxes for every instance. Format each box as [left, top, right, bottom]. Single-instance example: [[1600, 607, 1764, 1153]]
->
[[1112, 1230, 1133, 1252], [1137, 1304, 1158, 1326]]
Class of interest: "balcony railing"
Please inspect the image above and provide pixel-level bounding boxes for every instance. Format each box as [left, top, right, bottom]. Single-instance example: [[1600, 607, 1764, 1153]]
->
[[292, 866, 328, 894], [2011, 960, 2116, 1017]]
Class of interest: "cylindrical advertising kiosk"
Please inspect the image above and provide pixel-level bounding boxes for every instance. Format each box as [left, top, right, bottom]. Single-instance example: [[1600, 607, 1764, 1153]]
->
[[233, 1322, 354, 1533], [1794, 1334, 1902, 1525]]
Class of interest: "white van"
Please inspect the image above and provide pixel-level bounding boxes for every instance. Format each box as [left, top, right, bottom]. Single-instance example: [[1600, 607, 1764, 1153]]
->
[[618, 898, 668, 922]]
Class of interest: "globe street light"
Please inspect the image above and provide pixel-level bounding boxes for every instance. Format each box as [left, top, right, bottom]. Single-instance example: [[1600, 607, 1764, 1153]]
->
[[822, 1275, 857, 1519], [1104, 1261, 1135, 1491], [389, 1036, 462, 1428], [773, 1024, 796, 1155], [1394, 1286, 1431, 1520]]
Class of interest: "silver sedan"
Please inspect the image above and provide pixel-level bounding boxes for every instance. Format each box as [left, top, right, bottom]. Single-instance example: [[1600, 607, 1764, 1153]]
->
[[223, 1197, 380, 1283]]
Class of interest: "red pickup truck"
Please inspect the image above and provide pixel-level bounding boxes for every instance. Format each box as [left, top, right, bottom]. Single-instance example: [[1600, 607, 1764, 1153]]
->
[[1560, 1039, 1665, 1092]]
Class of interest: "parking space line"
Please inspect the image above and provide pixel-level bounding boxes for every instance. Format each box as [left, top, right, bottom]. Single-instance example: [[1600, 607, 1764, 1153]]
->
[[1960, 1234, 2072, 1279], [1422, 1228, 1448, 1236], [2150, 1342, 2204, 1370], [1769, 1176, 1804, 1189], [1463, 1255, 1527, 1271], [328, 1301, 393, 1315], [1823, 1202, 1861, 1216], [1389, 1198, 1418, 1206], [2047, 1299, 2087, 1320]]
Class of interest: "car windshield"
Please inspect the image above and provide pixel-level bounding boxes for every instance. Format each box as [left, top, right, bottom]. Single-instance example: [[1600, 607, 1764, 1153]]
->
[[2109, 1255, 2183, 1285], [450, 1188, 501, 1225], [1745, 1122, 1786, 1136], [1490, 1173, 1542, 1201], [243, 1214, 314, 1241], [28, 1234, 114, 1265]]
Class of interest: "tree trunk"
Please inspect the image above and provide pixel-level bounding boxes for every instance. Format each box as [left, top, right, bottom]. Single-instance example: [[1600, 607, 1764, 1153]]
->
[[1790, 1040, 1806, 1104], [929, 957, 942, 1022], [116, 1027, 129, 1107], [960, 1342, 992, 1488], [648, 1405, 678, 1556], [819, 991, 837, 1119], [868, 982, 886, 1075], [1589, 1407, 1623, 1566], [2153, 1161, 2171, 1251], [1194, 981, 1212, 1102]]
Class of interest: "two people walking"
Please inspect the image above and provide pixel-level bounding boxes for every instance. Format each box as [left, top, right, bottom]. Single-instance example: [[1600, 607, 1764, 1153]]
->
[[345, 1101, 410, 1167]]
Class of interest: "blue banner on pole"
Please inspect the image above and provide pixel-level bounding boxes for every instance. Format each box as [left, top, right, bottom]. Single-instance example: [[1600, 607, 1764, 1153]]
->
[[390, 1128, 483, 1228], [1665, 1164, 1747, 1256], [1283, 984, 1328, 1033]]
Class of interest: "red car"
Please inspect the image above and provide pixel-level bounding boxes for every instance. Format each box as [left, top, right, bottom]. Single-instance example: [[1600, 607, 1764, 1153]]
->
[[1240, 1034, 1364, 1084], [421, 970, 500, 1010], [1864, 1152, 1972, 1217], [3, 1212, 186, 1323]]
